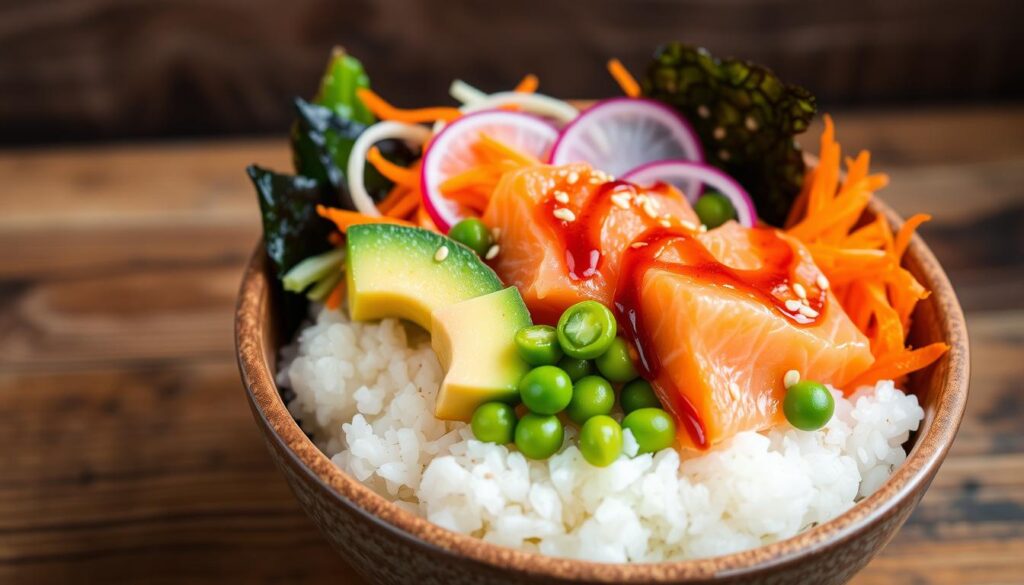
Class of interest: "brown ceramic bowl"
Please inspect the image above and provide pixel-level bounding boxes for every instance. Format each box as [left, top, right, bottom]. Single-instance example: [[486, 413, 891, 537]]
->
[[236, 196, 968, 584]]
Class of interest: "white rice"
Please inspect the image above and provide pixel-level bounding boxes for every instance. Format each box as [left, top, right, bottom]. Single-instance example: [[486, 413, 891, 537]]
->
[[280, 305, 924, 562]]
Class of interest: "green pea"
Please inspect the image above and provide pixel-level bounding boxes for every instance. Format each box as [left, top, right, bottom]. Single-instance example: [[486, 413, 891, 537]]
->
[[595, 337, 639, 382], [566, 375, 615, 424], [620, 379, 661, 413], [694, 191, 737, 229], [471, 402, 517, 444], [578, 415, 623, 467], [556, 301, 617, 359], [783, 380, 835, 431], [514, 413, 564, 460], [514, 325, 563, 366], [447, 218, 493, 257], [622, 408, 676, 454], [518, 365, 573, 415], [558, 356, 593, 382]]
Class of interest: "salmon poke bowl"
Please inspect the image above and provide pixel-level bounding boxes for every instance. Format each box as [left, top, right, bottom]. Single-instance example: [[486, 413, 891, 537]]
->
[[236, 44, 968, 583]]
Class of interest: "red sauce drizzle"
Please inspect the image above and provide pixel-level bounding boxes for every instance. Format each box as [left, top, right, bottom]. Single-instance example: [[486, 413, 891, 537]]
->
[[612, 227, 827, 449], [536, 175, 828, 450], [538, 180, 652, 280]]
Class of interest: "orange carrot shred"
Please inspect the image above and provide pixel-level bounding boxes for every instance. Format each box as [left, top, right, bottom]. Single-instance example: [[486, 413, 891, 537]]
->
[[356, 88, 461, 123], [384, 189, 420, 218], [367, 147, 420, 187], [607, 59, 641, 98], [789, 115, 945, 386], [846, 343, 949, 389], [893, 213, 931, 259], [317, 205, 414, 232], [514, 74, 539, 93], [325, 280, 345, 310], [377, 184, 410, 214]]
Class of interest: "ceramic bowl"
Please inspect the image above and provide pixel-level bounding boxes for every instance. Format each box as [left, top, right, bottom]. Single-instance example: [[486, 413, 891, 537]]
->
[[235, 197, 968, 584]]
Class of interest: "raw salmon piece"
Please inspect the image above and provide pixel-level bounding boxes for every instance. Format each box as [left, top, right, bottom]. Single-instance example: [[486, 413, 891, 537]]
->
[[637, 222, 874, 449], [483, 163, 699, 324]]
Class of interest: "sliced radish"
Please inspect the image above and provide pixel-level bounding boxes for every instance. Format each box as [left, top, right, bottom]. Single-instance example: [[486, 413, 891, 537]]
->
[[549, 98, 703, 177], [421, 110, 558, 231], [348, 121, 432, 215], [623, 160, 757, 227]]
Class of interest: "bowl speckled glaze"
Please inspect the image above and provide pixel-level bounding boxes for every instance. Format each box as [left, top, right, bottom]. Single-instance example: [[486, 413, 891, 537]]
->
[[236, 196, 968, 584]]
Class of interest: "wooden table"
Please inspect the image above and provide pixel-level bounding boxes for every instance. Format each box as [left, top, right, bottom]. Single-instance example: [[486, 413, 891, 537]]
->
[[1, 106, 1022, 584]]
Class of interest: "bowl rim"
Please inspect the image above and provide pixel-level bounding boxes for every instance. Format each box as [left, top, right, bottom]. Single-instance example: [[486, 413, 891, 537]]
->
[[235, 196, 969, 581]]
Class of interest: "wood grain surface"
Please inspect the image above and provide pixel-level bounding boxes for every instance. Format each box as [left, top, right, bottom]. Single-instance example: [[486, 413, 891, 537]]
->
[[1, 106, 1022, 584], [1, 0, 1022, 144]]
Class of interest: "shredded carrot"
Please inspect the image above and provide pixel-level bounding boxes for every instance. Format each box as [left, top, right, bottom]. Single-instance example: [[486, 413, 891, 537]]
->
[[377, 184, 411, 214], [607, 59, 641, 98], [476, 133, 540, 166], [788, 115, 949, 388], [356, 88, 461, 123], [846, 343, 950, 389], [327, 231, 344, 246], [894, 213, 931, 259], [317, 205, 414, 232], [416, 204, 438, 230], [325, 280, 345, 310], [384, 189, 420, 218], [514, 74, 539, 93], [367, 147, 419, 187]]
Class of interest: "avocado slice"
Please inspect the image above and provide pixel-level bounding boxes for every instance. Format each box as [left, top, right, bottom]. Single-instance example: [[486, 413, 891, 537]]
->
[[431, 287, 532, 420], [345, 224, 530, 420], [345, 223, 502, 328]]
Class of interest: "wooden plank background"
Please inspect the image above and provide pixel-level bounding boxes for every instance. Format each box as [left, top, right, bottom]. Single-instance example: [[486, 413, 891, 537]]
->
[[0, 105, 1022, 583], [1, 0, 1022, 144]]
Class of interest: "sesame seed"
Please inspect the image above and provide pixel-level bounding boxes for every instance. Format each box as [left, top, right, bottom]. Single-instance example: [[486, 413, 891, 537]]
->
[[659, 219, 671, 228], [589, 177, 602, 184], [642, 201, 658, 218], [784, 370, 800, 388], [634, 194, 649, 205], [680, 220, 698, 231], [699, 224, 708, 233], [485, 244, 500, 260], [631, 241, 648, 249], [713, 126, 726, 140], [611, 194, 631, 209], [793, 283, 807, 299], [784, 299, 802, 312], [816, 274, 830, 290], [434, 246, 449, 262], [556, 169, 567, 178], [799, 305, 820, 318], [745, 116, 759, 131], [729, 382, 741, 400], [553, 208, 576, 222], [697, 105, 710, 119], [567, 171, 579, 185], [554, 190, 569, 204]]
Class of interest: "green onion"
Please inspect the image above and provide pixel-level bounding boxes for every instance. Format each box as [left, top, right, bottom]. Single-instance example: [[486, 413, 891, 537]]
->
[[282, 247, 346, 293], [306, 269, 344, 302]]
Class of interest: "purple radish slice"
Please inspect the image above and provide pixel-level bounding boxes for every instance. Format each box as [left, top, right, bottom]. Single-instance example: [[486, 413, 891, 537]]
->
[[420, 110, 558, 232], [623, 159, 757, 227], [549, 98, 703, 177]]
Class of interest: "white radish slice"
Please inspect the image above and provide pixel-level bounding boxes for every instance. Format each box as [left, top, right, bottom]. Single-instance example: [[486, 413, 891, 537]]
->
[[623, 159, 757, 227], [347, 121, 432, 215], [420, 110, 558, 232], [549, 98, 703, 177]]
